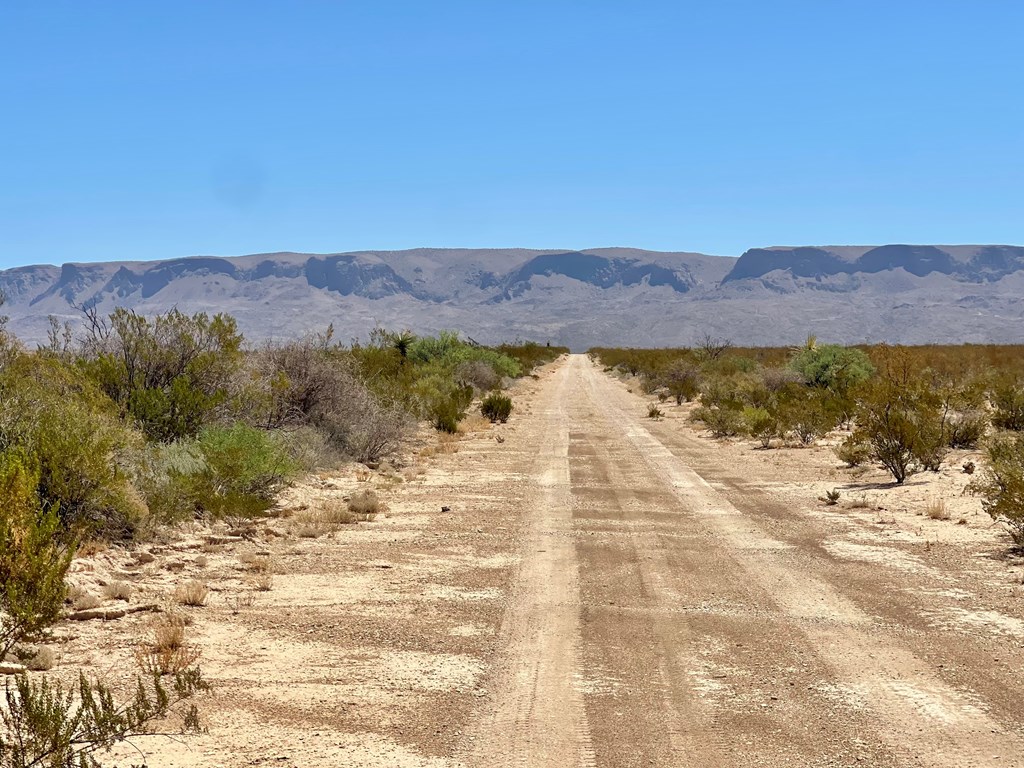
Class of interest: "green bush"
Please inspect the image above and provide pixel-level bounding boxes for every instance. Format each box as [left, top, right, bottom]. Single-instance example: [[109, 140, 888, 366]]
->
[[481, 393, 513, 423], [660, 359, 701, 405], [0, 354, 145, 537], [140, 425, 297, 521], [0, 453, 75, 657], [692, 405, 746, 437], [0, 667, 207, 768], [789, 343, 875, 392], [969, 433, 1024, 547], [779, 390, 840, 445], [991, 382, 1024, 431], [79, 308, 243, 442], [743, 405, 780, 448]]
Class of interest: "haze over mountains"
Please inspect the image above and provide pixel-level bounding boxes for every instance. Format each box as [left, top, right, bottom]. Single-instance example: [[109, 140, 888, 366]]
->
[[2, 244, 1023, 349]]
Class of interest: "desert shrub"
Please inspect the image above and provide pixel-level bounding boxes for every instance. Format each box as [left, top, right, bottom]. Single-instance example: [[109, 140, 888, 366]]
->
[[991, 382, 1024, 431], [0, 667, 207, 768], [0, 454, 75, 657], [834, 435, 871, 467], [495, 341, 568, 373], [743, 406, 780, 448], [789, 342, 875, 392], [779, 390, 840, 445], [138, 425, 297, 521], [947, 412, 988, 448], [692, 406, 746, 438], [853, 346, 948, 483], [647, 405, 664, 420], [135, 613, 200, 676], [347, 489, 381, 518], [660, 359, 701, 405], [455, 360, 501, 392], [416, 376, 474, 433], [79, 308, 244, 442], [0, 354, 145, 537], [257, 336, 412, 463], [174, 580, 209, 607], [481, 393, 513, 423], [969, 433, 1024, 547]]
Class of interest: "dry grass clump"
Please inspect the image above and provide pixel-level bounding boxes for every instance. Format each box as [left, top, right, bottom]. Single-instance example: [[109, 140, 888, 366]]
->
[[420, 432, 460, 458], [849, 495, 871, 509], [925, 498, 951, 520], [102, 581, 132, 601], [458, 413, 491, 434], [136, 614, 200, 676], [251, 572, 274, 592], [347, 489, 381, 519], [174, 580, 209, 607], [72, 592, 102, 611]]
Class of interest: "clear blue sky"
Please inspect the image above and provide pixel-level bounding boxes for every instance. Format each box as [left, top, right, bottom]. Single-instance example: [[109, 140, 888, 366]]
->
[[2, 1, 1023, 268]]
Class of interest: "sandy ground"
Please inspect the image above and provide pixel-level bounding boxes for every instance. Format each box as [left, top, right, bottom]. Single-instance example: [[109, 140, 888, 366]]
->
[[15, 354, 1024, 767]]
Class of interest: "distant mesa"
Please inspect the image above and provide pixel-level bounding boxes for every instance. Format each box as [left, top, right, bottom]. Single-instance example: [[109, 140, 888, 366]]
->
[[2, 244, 1024, 348], [723, 244, 1024, 283]]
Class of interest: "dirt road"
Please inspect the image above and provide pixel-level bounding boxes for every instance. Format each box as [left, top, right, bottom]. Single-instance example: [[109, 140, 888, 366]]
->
[[107, 354, 1024, 767]]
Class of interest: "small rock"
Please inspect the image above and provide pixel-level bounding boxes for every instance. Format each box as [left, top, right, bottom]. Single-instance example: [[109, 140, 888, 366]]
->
[[441, 506, 451, 513], [135, 552, 156, 565]]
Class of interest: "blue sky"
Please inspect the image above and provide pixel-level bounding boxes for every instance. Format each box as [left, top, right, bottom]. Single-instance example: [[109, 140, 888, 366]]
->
[[1, 1, 1022, 267]]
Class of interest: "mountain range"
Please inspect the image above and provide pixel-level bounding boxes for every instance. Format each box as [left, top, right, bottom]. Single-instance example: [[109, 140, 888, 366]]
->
[[2, 244, 1023, 349]]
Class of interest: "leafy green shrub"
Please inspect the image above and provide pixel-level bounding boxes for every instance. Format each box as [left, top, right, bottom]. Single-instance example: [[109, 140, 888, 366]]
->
[[789, 343, 875, 392], [692, 406, 746, 437], [0, 354, 145, 537], [481, 393, 513, 423], [139, 425, 297, 521], [991, 382, 1024, 431], [0, 454, 75, 657], [743, 406, 780, 448], [79, 308, 243, 442], [0, 667, 208, 768], [416, 376, 474, 433], [969, 433, 1024, 547]]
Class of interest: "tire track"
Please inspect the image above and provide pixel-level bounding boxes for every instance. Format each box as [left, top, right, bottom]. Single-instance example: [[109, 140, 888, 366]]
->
[[458, 364, 595, 767], [578, 356, 1024, 767]]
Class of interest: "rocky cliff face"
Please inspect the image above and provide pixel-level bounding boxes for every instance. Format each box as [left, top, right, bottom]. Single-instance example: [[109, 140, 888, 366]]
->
[[724, 244, 1024, 284], [2, 245, 1023, 349]]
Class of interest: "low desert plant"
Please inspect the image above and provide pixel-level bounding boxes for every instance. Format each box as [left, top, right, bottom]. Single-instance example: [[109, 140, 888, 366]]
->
[[101, 581, 132, 602], [348, 490, 381, 518], [819, 488, 841, 506], [0, 666, 207, 768], [251, 572, 273, 592], [647, 405, 664, 420], [692, 405, 746, 438], [0, 455, 75, 657], [173, 580, 209, 607], [925, 498, 950, 520], [969, 433, 1024, 547], [136, 614, 200, 677], [834, 436, 871, 467], [481, 393, 513, 423]]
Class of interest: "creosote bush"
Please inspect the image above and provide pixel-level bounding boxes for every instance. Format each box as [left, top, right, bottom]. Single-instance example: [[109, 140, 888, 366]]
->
[[969, 433, 1024, 547], [481, 393, 513, 423], [0, 667, 208, 768], [0, 454, 75, 657]]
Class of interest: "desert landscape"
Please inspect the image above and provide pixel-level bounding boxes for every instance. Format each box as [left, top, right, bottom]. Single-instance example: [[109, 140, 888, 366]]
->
[[4, 338, 1023, 767]]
